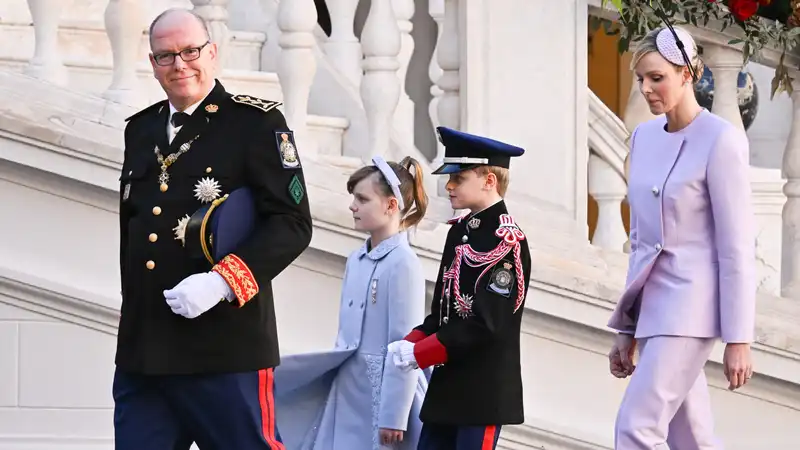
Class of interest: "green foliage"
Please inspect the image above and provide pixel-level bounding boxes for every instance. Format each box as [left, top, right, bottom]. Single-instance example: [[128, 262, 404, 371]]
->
[[598, 0, 800, 99]]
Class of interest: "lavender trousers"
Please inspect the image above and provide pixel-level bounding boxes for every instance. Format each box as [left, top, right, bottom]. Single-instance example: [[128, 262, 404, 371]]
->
[[614, 336, 722, 450]]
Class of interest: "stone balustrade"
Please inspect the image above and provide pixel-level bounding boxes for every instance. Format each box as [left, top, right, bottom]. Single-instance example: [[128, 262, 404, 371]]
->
[[18, 0, 800, 299]]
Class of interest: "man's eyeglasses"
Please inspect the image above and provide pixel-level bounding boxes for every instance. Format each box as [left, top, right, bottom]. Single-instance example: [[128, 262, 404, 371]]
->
[[152, 41, 210, 67]]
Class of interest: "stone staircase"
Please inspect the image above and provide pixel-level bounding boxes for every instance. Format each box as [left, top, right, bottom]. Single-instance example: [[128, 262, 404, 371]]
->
[[2, 0, 800, 448]]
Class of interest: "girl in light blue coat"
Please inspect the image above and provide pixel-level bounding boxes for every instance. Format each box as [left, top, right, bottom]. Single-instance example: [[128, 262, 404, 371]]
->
[[274, 155, 430, 449]]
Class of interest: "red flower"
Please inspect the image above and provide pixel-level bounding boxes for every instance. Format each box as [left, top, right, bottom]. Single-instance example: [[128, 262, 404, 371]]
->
[[728, 0, 759, 21]]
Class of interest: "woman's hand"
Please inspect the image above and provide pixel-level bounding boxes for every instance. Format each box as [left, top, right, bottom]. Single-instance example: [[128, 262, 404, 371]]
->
[[379, 428, 404, 445], [723, 343, 753, 391], [609, 333, 637, 378]]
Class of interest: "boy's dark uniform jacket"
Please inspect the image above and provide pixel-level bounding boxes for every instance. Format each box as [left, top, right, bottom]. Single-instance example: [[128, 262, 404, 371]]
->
[[404, 200, 531, 425], [116, 80, 312, 375]]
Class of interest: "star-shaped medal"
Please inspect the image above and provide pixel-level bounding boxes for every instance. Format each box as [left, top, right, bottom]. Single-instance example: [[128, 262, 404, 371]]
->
[[454, 294, 474, 319], [193, 177, 222, 203], [173, 214, 190, 245]]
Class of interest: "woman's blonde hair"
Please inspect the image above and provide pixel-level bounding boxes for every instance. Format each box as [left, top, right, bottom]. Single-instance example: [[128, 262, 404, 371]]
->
[[630, 27, 705, 84], [346, 156, 429, 229]]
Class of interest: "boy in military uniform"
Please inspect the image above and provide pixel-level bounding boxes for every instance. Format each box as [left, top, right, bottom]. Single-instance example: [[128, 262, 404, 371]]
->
[[388, 127, 532, 450]]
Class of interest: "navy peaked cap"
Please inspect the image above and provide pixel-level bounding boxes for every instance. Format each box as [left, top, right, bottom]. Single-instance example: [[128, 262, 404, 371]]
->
[[185, 188, 256, 265], [433, 127, 525, 175]]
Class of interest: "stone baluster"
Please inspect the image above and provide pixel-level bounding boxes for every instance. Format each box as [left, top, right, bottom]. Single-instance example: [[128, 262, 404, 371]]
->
[[428, 0, 446, 165], [436, 0, 460, 137], [434, 0, 460, 194], [277, 0, 319, 155], [190, 0, 231, 70], [589, 153, 628, 252], [24, 0, 68, 85], [702, 43, 745, 130], [360, 0, 401, 160], [102, 0, 145, 106], [323, 0, 362, 85], [781, 74, 800, 300], [391, 0, 415, 148]]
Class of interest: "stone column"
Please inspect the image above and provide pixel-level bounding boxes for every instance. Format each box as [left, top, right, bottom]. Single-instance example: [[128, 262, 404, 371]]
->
[[24, 0, 68, 85], [703, 43, 745, 130], [360, 0, 401, 159], [781, 74, 800, 299]]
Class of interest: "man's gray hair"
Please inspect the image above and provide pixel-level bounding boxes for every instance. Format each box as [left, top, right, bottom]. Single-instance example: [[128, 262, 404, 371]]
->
[[148, 8, 211, 48]]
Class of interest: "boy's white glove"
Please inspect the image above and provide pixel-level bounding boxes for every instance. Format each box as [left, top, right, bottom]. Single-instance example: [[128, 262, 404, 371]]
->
[[388, 340, 418, 372]]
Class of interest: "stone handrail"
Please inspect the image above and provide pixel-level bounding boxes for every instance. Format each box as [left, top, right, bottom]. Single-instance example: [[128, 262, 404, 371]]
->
[[588, 88, 629, 179]]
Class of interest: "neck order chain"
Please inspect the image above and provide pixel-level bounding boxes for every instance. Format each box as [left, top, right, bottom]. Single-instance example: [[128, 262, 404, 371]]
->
[[154, 135, 199, 192]]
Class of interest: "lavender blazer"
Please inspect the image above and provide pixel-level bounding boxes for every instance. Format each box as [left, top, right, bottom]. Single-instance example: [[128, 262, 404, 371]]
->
[[608, 109, 757, 343]]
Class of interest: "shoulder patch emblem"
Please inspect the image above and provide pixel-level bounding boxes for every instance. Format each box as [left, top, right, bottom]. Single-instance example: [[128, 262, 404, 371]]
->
[[275, 131, 301, 169], [288, 174, 305, 205], [487, 261, 515, 297], [231, 94, 282, 113]]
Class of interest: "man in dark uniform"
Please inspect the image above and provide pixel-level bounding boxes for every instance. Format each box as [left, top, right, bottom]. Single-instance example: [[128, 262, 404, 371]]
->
[[388, 127, 532, 450], [115, 8, 311, 449]]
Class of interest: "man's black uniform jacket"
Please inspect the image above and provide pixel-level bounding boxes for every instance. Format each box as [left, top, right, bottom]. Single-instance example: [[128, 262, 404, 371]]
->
[[117, 80, 312, 375]]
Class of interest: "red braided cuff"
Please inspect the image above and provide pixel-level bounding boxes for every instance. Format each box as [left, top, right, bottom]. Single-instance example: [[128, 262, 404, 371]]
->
[[403, 329, 428, 344], [212, 254, 259, 307], [414, 334, 448, 369]]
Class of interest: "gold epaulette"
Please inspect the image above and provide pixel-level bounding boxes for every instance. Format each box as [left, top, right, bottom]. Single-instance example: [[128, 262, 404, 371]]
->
[[230, 95, 282, 113]]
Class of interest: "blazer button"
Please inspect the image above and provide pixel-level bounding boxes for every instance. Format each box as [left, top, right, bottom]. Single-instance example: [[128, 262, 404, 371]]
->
[[348, 300, 353, 307], [152, 206, 162, 216], [651, 186, 660, 196], [148, 233, 158, 243], [655, 243, 662, 251], [145, 260, 155, 270]]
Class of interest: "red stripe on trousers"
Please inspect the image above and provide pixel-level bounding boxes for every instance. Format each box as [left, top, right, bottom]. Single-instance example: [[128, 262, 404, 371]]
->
[[482, 425, 497, 450], [258, 369, 285, 450]]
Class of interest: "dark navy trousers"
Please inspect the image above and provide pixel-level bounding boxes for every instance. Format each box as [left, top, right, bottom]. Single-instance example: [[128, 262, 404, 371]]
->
[[113, 367, 284, 450], [418, 423, 502, 450]]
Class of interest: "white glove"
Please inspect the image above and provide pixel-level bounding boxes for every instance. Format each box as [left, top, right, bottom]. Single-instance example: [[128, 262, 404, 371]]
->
[[388, 340, 418, 372], [163, 272, 234, 319]]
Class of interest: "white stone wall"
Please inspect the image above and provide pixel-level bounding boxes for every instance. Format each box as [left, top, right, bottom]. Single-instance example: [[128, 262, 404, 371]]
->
[[747, 62, 793, 170]]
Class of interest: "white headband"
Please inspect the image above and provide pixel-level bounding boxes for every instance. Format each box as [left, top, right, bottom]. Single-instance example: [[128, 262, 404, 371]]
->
[[656, 27, 696, 67], [372, 156, 405, 211]]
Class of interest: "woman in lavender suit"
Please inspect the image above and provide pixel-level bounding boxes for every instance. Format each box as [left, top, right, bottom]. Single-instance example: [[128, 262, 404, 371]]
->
[[607, 26, 756, 449]]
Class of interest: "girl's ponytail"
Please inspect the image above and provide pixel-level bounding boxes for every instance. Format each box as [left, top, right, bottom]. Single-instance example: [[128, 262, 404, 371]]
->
[[398, 156, 428, 229]]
